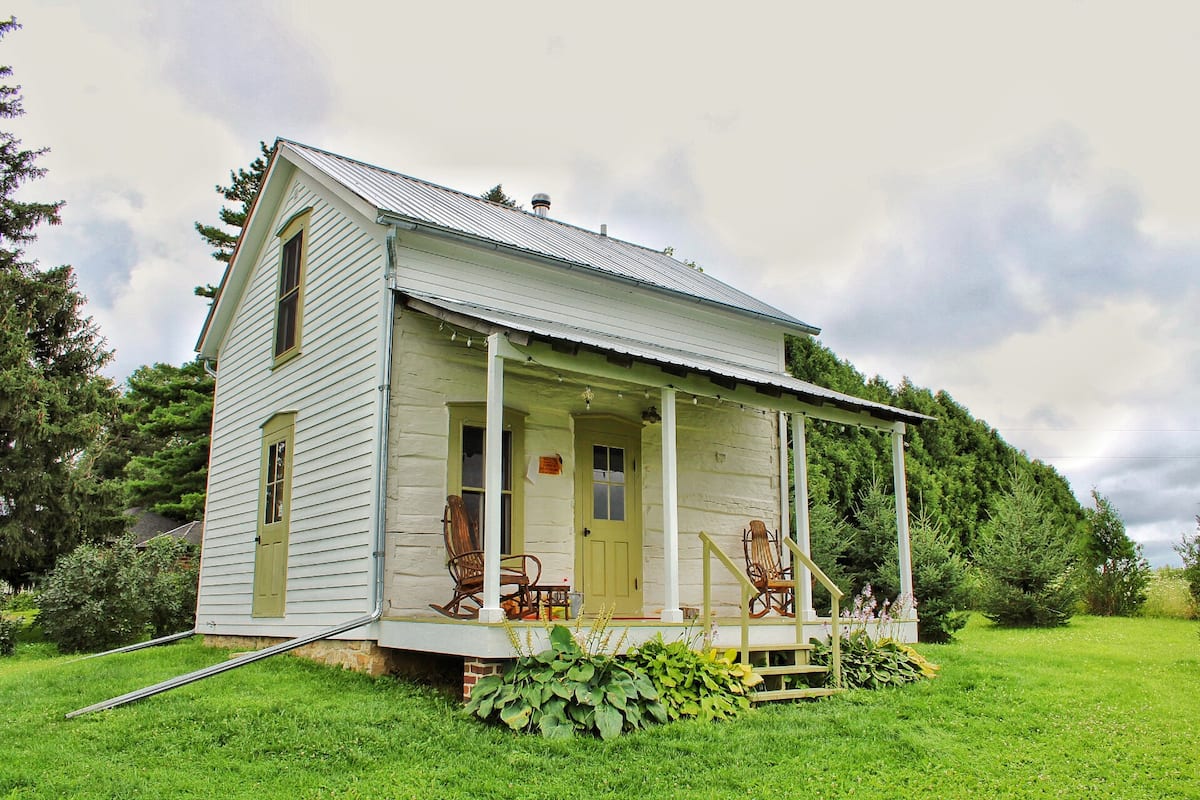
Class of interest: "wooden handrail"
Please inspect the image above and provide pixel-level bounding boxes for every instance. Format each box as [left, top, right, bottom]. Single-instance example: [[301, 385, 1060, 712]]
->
[[784, 538, 843, 689], [695, 531, 845, 690], [697, 530, 757, 665]]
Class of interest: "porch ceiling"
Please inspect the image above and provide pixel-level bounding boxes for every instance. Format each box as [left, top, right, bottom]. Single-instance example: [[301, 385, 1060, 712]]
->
[[400, 292, 931, 429]]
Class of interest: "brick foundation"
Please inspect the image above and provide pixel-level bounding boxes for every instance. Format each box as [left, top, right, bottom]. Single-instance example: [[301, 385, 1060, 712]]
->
[[462, 657, 508, 701]]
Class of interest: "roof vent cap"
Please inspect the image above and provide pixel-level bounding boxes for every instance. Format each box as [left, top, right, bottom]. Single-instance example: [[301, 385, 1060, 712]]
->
[[531, 193, 551, 218]]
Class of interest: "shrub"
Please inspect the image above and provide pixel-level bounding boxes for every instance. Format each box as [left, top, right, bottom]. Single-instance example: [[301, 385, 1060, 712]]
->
[[1175, 523, 1200, 609], [3, 590, 39, 612], [809, 629, 938, 690], [38, 536, 151, 653], [466, 624, 666, 739], [1080, 491, 1149, 616], [140, 537, 199, 636], [975, 472, 1079, 627], [0, 616, 18, 657], [626, 636, 761, 722]]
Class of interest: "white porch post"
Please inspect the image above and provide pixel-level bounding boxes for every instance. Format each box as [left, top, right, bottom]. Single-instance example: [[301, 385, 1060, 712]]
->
[[660, 386, 683, 623], [478, 333, 506, 623], [791, 413, 816, 620], [777, 412, 791, 570], [891, 422, 916, 618]]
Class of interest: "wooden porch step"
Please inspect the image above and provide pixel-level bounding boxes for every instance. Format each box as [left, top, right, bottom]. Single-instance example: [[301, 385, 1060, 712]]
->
[[753, 664, 828, 677], [745, 642, 815, 653], [751, 687, 843, 703]]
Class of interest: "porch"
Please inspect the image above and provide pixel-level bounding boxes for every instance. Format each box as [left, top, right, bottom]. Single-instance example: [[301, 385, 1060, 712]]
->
[[383, 295, 929, 659]]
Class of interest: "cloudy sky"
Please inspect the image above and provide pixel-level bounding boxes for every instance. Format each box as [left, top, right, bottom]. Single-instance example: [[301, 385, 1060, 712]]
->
[[6, 2, 1198, 563]]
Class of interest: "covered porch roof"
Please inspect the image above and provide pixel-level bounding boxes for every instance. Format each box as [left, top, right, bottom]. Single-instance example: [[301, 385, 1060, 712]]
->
[[399, 291, 931, 432]]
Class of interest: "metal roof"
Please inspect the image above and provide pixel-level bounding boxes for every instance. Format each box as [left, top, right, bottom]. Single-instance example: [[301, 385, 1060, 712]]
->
[[279, 139, 818, 334], [401, 291, 930, 426]]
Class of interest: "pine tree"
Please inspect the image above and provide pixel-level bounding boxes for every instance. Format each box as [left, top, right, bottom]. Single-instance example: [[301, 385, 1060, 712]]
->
[[0, 17, 124, 589], [481, 183, 518, 208], [975, 472, 1079, 627], [119, 359, 214, 520], [194, 140, 272, 297]]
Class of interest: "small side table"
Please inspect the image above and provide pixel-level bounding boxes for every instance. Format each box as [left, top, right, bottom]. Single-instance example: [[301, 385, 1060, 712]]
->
[[526, 584, 572, 620]]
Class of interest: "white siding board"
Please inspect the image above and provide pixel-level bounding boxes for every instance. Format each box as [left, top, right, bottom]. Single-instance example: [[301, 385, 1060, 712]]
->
[[196, 173, 387, 634], [393, 236, 785, 373]]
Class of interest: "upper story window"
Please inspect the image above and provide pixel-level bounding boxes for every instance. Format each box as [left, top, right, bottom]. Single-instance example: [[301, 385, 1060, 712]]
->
[[273, 209, 311, 366]]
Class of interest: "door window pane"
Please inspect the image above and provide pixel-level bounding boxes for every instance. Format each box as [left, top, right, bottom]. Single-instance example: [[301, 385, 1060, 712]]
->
[[264, 440, 288, 524], [610, 485, 625, 521], [591, 444, 626, 521]]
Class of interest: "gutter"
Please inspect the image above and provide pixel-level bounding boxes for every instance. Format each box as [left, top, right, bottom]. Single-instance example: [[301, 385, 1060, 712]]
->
[[66, 226, 400, 719]]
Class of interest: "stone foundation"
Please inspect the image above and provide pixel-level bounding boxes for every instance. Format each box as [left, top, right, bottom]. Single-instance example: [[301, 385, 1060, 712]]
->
[[202, 634, 395, 677]]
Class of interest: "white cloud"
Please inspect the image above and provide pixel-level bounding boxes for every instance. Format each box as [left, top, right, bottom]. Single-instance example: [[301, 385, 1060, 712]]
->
[[6, 1, 1200, 559]]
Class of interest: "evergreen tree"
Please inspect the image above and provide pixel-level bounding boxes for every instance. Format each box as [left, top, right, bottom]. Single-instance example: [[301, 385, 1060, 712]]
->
[[1080, 490, 1148, 616], [481, 183, 518, 208], [975, 472, 1079, 627], [884, 508, 969, 642], [844, 473, 899, 600], [119, 360, 214, 520], [806, 500, 854, 614], [194, 140, 272, 297], [0, 17, 124, 589]]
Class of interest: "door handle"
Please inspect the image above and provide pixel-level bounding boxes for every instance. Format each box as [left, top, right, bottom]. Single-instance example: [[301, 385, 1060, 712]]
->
[[254, 536, 261, 544], [582, 527, 591, 537]]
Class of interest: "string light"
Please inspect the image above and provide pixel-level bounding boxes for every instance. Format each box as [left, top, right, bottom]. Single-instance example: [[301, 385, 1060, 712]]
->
[[450, 331, 456, 342]]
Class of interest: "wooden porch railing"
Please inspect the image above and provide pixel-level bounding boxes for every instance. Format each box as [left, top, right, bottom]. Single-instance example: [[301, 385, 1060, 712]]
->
[[698, 531, 757, 666], [783, 537, 844, 689], [697, 531, 845, 690]]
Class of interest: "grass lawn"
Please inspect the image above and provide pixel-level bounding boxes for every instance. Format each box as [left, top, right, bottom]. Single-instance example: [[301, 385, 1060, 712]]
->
[[2, 615, 1197, 799]]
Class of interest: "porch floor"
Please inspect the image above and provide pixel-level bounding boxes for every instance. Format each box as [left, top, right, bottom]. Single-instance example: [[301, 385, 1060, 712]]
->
[[377, 614, 916, 659]]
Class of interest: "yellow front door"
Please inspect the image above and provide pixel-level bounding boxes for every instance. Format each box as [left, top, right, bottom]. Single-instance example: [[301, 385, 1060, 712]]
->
[[574, 416, 642, 616]]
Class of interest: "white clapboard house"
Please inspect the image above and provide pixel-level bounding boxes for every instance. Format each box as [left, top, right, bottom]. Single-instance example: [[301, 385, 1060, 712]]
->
[[194, 139, 928, 688]]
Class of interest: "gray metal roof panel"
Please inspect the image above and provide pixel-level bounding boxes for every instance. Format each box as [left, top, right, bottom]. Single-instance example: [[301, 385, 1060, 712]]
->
[[402, 291, 929, 425], [280, 140, 816, 333]]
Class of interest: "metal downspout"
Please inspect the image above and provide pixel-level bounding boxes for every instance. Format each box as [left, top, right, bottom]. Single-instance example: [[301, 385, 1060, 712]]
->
[[66, 227, 399, 719]]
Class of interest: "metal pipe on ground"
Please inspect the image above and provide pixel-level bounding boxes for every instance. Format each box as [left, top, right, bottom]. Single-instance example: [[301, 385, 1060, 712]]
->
[[68, 629, 197, 663], [65, 610, 378, 719]]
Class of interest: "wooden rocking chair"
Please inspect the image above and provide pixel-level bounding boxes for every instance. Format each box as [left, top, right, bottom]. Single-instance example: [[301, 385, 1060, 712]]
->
[[430, 495, 542, 619], [743, 520, 795, 618]]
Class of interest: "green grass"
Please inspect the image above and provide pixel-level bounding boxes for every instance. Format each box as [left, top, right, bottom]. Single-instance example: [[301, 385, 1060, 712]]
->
[[2, 615, 1198, 799]]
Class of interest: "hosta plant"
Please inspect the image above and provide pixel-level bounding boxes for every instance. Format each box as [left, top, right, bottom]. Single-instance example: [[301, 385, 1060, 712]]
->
[[809, 629, 939, 690], [465, 624, 666, 740], [626, 636, 762, 722]]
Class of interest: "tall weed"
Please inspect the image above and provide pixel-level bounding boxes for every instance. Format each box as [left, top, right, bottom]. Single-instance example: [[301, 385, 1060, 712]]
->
[[1141, 568, 1197, 619]]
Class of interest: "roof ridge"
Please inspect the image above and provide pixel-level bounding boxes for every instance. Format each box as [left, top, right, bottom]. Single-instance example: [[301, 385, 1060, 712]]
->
[[278, 138, 697, 262]]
